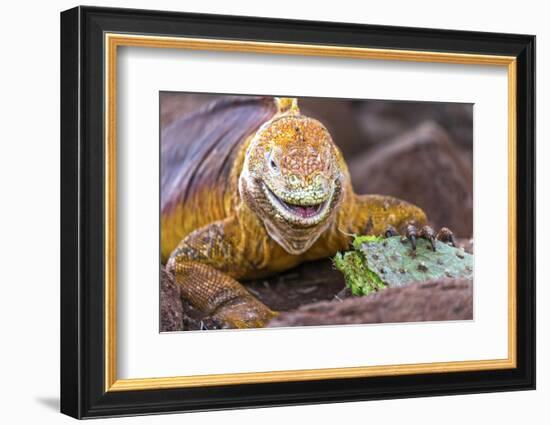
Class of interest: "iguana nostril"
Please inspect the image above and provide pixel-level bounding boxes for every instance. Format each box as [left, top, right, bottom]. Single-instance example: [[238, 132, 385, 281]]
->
[[288, 174, 301, 188], [314, 174, 329, 191]]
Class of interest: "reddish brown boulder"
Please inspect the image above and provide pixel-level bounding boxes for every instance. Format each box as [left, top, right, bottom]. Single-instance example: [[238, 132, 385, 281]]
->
[[349, 122, 473, 238], [160, 267, 184, 332], [268, 278, 473, 327], [351, 101, 473, 155]]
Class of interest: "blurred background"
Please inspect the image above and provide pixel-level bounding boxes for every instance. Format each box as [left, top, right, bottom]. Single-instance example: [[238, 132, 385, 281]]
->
[[161, 92, 473, 239]]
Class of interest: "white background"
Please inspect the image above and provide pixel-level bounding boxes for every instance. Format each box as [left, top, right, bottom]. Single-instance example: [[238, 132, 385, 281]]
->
[[118, 48, 508, 378], [0, 0, 546, 424]]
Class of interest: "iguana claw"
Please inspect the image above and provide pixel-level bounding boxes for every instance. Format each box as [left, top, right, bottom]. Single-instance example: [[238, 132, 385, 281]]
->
[[436, 227, 456, 247], [384, 224, 455, 252]]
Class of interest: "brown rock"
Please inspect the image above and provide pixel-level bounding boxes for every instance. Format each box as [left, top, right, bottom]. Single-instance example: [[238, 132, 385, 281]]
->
[[352, 101, 473, 155], [268, 278, 472, 327], [349, 122, 473, 238], [160, 267, 184, 332]]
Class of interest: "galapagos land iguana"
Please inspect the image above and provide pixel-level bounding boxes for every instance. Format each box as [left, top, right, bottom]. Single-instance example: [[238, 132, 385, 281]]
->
[[162, 97, 455, 329]]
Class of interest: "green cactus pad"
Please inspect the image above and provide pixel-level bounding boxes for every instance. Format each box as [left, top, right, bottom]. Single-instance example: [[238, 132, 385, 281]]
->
[[334, 236, 473, 296]]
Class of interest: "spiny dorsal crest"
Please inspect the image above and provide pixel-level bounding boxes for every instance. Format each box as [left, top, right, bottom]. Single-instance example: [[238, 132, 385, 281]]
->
[[275, 97, 300, 116]]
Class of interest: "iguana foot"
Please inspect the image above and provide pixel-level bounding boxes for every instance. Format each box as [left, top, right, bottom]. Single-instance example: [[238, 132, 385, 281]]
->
[[385, 224, 455, 251], [212, 297, 278, 329]]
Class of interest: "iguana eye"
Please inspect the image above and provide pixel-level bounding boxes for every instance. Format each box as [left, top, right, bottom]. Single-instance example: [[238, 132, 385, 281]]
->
[[268, 151, 279, 172]]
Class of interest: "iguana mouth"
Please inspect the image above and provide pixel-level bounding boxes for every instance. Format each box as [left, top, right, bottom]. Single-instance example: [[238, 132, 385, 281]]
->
[[262, 183, 331, 224]]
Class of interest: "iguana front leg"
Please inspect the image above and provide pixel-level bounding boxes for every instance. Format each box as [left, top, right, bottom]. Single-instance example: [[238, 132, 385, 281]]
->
[[166, 218, 276, 329], [343, 194, 428, 236], [346, 194, 455, 250]]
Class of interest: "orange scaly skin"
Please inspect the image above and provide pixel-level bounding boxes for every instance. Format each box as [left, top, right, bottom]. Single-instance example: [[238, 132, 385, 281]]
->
[[164, 98, 427, 328]]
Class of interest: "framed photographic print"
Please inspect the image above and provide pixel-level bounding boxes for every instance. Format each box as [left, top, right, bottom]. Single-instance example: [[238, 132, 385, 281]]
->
[[60, 6, 535, 419]]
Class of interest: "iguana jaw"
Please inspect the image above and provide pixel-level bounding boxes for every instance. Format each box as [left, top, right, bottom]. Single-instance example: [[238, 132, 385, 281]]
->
[[239, 171, 343, 255], [262, 182, 333, 227]]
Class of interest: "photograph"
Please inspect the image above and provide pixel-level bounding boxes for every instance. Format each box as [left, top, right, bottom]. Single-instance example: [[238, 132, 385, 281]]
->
[[160, 93, 475, 331]]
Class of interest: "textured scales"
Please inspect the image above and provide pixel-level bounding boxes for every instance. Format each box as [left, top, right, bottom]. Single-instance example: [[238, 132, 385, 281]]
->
[[161, 96, 277, 262], [162, 97, 427, 328]]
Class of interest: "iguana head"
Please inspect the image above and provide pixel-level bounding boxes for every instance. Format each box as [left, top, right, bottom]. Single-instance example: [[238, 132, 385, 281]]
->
[[239, 98, 345, 255]]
